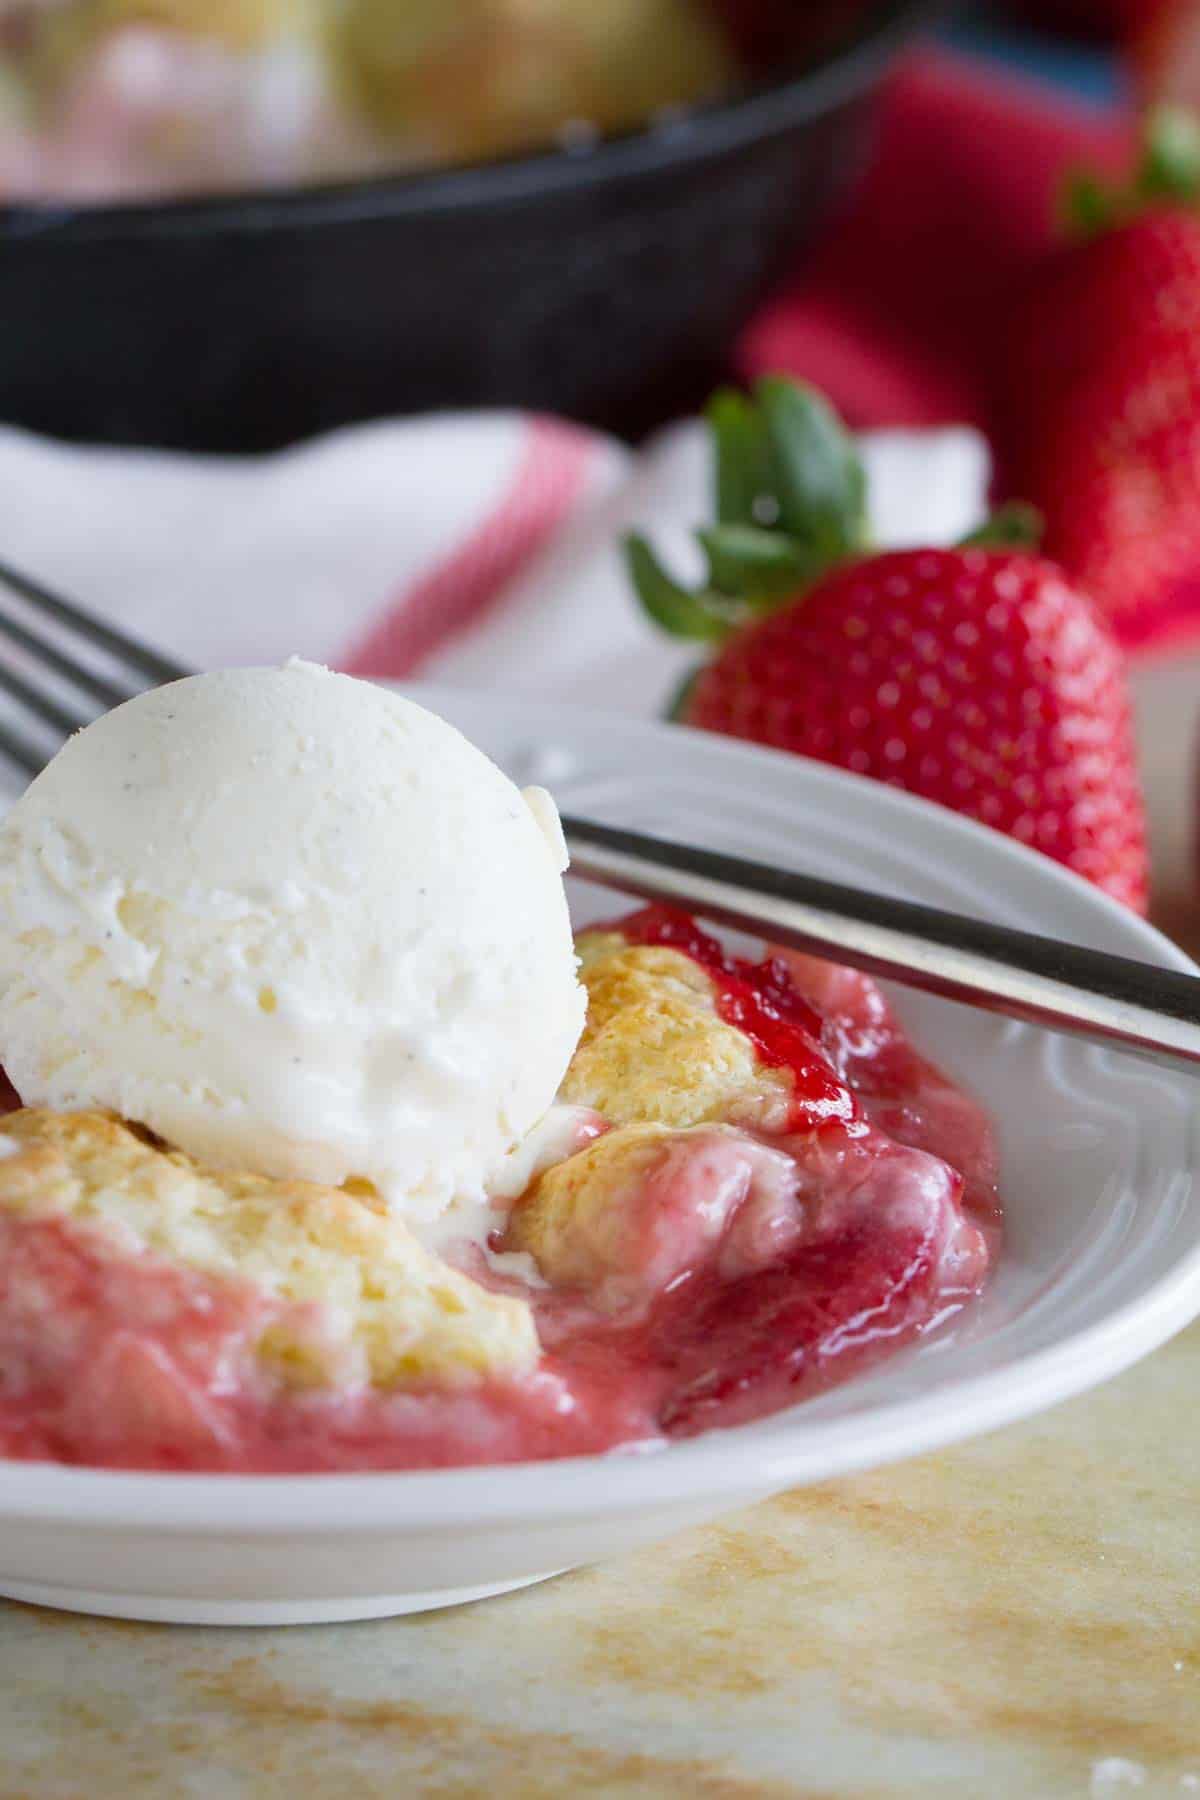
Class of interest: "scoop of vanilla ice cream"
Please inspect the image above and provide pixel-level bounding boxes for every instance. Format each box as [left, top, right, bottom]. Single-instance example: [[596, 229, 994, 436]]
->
[[0, 661, 586, 1217]]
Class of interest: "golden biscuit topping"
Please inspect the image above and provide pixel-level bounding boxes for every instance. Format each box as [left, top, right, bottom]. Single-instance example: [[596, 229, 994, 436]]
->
[[508, 1121, 676, 1295], [559, 933, 792, 1132], [0, 1109, 538, 1390]]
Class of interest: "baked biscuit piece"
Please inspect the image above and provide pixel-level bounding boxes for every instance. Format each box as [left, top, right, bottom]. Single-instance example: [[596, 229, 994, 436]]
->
[[0, 1109, 537, 1389], [509, 1120, 796, 1307], [508, 1122, 676, 1295], [559, 933, 792, 1132]]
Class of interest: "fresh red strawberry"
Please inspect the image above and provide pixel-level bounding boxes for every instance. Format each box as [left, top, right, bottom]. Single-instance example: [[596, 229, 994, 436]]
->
[[1001, 109, 1200, 651], [626, 377, 1148, 912]]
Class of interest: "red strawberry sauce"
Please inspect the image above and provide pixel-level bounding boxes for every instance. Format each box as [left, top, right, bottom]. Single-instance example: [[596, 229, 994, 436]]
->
[[608, 906, 857, 1130], [0, 911, 1000, 1472]]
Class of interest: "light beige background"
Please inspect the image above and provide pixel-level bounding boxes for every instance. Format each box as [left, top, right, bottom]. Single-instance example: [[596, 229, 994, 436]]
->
[[3, 658, 1198, 1800]]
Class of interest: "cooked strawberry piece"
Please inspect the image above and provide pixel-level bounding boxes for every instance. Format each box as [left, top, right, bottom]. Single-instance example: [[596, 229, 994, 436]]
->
[[0, 1214, 273, 1466], [654, 1127, 989, 1435], [657, 1220, 940, 1435], [778, 950, 1001, 1220]]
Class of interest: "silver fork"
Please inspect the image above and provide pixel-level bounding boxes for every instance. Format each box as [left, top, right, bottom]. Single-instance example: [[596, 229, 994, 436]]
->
[[0, 554, 188, 777], [0, 555, 1198, 1076]]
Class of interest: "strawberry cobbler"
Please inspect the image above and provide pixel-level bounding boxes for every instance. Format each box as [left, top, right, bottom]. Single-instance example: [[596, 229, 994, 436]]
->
[[0, 667, 998, 1472]]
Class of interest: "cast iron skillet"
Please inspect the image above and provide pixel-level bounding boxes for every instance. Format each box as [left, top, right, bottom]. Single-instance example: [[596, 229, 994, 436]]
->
[[0, 2, 937, 451]]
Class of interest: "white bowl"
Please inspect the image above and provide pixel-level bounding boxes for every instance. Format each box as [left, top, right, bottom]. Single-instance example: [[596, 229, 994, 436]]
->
[[1, 687, 1197, 1627]]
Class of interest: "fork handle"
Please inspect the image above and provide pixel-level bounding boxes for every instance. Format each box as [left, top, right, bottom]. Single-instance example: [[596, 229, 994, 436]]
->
[[561, 815, 1200, 1076]]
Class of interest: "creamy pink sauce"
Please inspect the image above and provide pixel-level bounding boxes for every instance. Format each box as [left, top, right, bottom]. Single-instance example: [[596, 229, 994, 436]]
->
[[0, 916, 1000, 1472]]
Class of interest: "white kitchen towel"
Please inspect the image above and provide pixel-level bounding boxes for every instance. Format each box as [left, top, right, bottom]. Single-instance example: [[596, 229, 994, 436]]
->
[[0, 410, 990, 721]]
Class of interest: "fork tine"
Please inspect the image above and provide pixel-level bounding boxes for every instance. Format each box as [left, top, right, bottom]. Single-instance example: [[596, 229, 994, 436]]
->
[[0, 715, 51, 782], [0, 662, 89, 740], [0, 600, 133, 711], [0, 556, 189, 687]]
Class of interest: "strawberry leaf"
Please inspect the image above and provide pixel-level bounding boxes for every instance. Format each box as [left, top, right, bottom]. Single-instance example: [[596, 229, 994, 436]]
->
[[755, 377, 868, 561], [1063, 169, 1117, 237], [1137, 106, 1200, 205], [708, 388, 774, 527], [629, 378, 869, 648], [665, 665, 703, 721], [624, 535, 732, 642], [959, 502, 1044, 550], [697, 523, 818, 603], [1064, 106, 1200, 239]]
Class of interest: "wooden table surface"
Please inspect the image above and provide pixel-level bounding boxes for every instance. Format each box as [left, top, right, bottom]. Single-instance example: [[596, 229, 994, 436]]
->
[[2, 658, 1198, 1800]]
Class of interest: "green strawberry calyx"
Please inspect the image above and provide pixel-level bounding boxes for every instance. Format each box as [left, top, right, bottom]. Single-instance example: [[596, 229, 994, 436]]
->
[[959, 501, 1043, 550], [625, 378, 1041, 646], [625, 377, 869, 644], [1065, 105, 1200, 238]]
